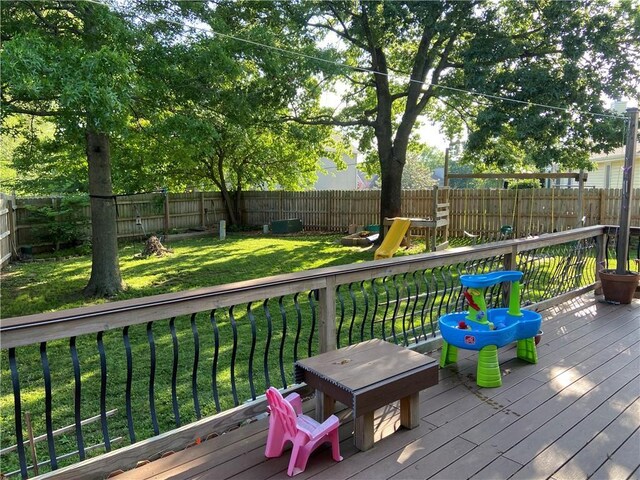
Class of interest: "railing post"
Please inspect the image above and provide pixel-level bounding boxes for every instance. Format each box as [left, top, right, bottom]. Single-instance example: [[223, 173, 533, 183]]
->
[[316, 276, 337, 419], [318, 276, 337, 354], [595, 232, 606, 295], [502, 245, 519, 306], [503, 245, 518, 271]]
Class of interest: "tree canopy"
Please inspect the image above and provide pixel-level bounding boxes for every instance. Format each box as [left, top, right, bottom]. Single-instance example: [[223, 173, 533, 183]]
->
[[267, 0, 639, 226]]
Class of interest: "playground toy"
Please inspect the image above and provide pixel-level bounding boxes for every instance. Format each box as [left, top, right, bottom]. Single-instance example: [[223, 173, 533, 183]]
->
[[375, 186, 450, 259], [374, 218, 411, 259], [439, 270, 542, 388], [264, 387, 342, 476]]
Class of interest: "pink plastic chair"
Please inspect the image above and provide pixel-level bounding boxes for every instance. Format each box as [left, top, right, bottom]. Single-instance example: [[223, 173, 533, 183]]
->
[[264, 387, 343, 476]]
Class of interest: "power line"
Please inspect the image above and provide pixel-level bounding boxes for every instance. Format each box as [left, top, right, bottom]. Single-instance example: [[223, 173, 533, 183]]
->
[[88, 0, 627, 121]]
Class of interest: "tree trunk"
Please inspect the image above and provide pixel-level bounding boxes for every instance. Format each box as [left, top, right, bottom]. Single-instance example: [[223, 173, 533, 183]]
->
[[378, 143, 405, 241], [233, 187, 243, 226], [219, 184, 238, 226], [83, 131, 125, 298]]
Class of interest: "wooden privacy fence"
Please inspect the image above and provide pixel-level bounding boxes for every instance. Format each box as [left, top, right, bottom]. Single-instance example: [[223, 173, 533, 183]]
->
[[3, 188, 640, 257], [0, 193, 18, 269]]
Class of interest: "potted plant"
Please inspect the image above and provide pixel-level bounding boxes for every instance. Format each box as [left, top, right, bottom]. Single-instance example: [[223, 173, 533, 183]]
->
[[600, 107, 639, 304]]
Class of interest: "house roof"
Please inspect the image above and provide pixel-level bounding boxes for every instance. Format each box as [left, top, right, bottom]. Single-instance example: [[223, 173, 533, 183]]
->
[[590, 144, 639, 163]]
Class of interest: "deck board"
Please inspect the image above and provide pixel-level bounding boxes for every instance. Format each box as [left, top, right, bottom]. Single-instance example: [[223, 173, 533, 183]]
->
[[122, 295, 640, 480]]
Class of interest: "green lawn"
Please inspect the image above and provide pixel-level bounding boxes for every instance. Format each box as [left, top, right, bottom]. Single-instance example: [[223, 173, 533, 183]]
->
[[2, 232, 431, 318]]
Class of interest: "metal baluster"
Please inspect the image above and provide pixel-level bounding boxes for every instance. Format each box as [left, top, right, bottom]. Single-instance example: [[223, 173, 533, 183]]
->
[[380, 276, 391, 341], [39, 342, 57, 470], [389, 275, 401, 344], [347, 282, 357, 346], [70, 336, 85, 460], [96, 331, 111, 451], [549, 248, 566, 298], [335, 285, 345, 348], [190, 313, 201, 418], [229, 306, 239, 406], [455, 263, 468, 311], [247, 302, 257, 400], [436, 267, 449, 318], [10, 348, 28, 479], [359, 280, 369, 342], [445, 265, 460, 313], [307, 291, 317, 358], [427, 269, 440, 335], [523, 250, 541, 303], [122, 326, 135, 443], [263, 299, 272, 387], [292, 293, 302, 363], [146, 322, 159, 436], [418, 270, 431, 338], [209, 309, 221, 413], [400, 273, 412, 346], [278, 297, 288, 388], [370, 279, 380, 339], [168, 317, 181, 427], [409, 272, 421, 343]]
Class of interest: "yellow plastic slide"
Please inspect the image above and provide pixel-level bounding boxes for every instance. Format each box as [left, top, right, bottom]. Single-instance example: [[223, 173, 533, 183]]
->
[[374, 218, 411, 260]]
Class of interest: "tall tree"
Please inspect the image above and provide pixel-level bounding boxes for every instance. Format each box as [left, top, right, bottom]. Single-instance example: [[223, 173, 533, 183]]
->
[[274, 0, 639, 233], [1, 1, 137, 296], [117, 3, 344, 225]]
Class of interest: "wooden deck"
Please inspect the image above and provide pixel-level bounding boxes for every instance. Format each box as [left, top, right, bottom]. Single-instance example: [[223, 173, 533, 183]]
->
[[120, 295, 640, 480]]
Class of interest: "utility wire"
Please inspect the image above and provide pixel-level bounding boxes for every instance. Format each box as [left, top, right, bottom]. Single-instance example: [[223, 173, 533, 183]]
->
[[88, 0, 627, 121]]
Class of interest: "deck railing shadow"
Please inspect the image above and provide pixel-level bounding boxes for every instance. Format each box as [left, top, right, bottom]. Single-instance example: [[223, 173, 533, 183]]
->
[[1, 225, 636, 479]]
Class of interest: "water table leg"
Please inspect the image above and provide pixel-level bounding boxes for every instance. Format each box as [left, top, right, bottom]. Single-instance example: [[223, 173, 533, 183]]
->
[[477, 345, 501, 388], [517, 337, 538, 364], [439, 340, 458, 367]]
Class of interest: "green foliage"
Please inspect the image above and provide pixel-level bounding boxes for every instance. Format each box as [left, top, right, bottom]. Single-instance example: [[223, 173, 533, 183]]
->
[[117, 6, 342, 223], [402, 145, 444, 189], [1, 3, 137, 134], [277, 0, 638, 176], [507, 179, 543, 190], [25, 195, 90, 250]]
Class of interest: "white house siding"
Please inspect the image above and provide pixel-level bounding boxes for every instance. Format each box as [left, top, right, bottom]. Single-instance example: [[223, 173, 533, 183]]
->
[[585, 145, 640, 189], [314, 155, 358, 190]]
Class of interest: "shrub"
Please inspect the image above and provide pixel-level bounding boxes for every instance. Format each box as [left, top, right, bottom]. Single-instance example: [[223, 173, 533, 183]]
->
[[26, 195, 90, 250], [507, 179, 542, 189]]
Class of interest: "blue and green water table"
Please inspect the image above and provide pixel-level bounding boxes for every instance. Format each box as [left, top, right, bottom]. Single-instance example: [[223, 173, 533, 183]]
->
[[439, 270, 542, 388]]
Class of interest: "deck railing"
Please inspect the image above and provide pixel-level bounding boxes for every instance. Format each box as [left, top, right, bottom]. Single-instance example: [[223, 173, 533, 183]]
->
[[1, 225, 634, 479]]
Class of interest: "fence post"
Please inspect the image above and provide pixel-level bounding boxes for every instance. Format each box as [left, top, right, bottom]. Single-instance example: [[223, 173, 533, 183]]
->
[[163, 190, 170, 235], [200, 192, 206, 229], [9, 193, 18, 260]]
